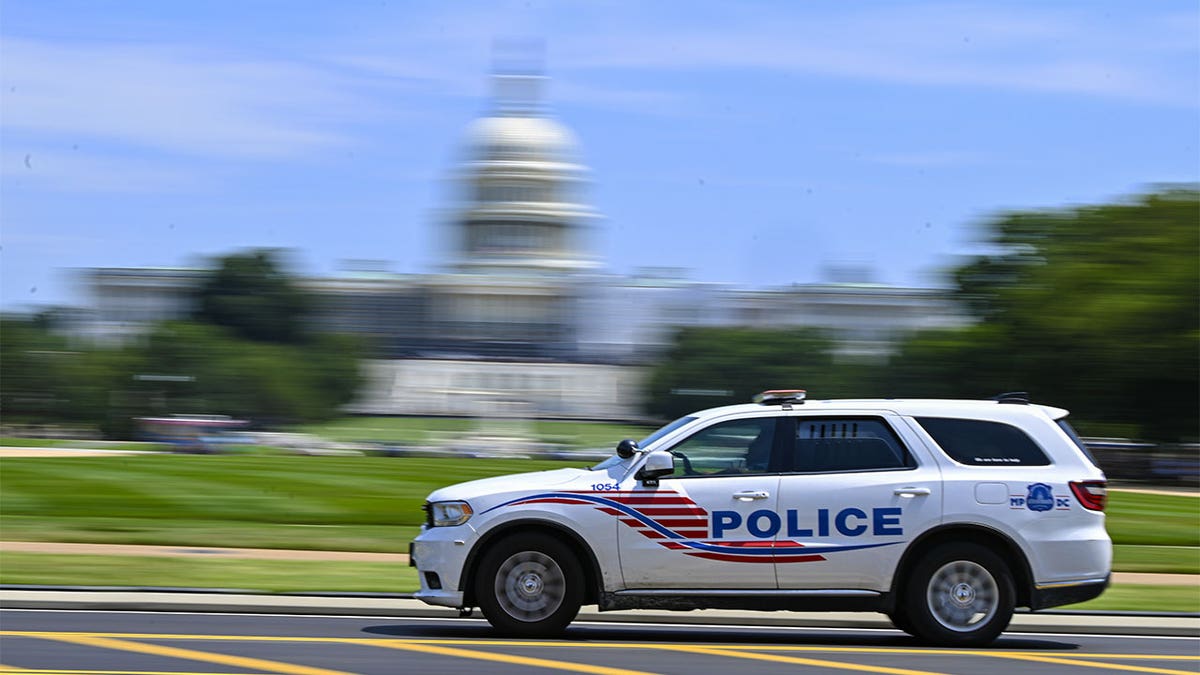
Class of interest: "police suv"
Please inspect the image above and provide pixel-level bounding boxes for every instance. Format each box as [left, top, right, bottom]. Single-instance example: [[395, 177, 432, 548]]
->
[[410, 391, 1111, 645]]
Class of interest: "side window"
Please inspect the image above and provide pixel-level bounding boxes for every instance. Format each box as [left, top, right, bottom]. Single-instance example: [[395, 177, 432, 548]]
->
[[792, 418, 913, 473], [665, 417, 779, 476], [916, 417, 1051, 466]]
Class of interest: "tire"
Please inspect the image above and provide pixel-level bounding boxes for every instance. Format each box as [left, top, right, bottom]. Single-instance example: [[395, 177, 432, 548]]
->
[[886, 608, 915, 636], [474, 532, 584, 637], [903, 543, 1015, 646]]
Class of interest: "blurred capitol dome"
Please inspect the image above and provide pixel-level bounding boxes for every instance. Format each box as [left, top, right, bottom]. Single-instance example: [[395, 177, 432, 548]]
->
[[452, 70, 598, 274]]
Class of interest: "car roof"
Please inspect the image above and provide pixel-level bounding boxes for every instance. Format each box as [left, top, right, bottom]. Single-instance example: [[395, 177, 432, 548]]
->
[[691, 398, 1069, 421]]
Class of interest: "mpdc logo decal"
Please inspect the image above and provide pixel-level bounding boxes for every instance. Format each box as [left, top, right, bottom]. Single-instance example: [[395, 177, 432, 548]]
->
[[1025, 483, 1056, 512], [1009, 484, 1072, 511]]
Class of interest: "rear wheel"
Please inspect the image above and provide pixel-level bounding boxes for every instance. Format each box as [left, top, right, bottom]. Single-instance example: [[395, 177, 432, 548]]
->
[[904, 543, 1014, 646], [475, 532, 583, 637]]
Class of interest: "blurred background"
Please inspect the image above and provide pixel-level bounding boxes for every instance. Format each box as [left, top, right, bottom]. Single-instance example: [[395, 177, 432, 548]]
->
[[1, 2, 1197, 484], [1, 3, 1198, 605]]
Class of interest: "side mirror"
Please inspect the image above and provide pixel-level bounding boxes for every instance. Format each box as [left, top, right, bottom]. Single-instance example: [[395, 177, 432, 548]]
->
[[616, 438, 639, 459], [635, 450, 675, 485]]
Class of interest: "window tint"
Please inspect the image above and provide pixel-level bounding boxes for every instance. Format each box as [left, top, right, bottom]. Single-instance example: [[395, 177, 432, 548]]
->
[[791, 418, 913, 472], [666, 417, 778, 476], [916, 417, 1051, 466]]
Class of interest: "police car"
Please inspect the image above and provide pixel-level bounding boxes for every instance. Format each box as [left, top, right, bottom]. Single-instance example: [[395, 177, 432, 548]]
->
[[410, 390, 1111, 646]]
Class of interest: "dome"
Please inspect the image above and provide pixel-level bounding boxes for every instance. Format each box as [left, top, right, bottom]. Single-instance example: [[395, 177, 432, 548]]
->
[[464, 115, 580, 164]]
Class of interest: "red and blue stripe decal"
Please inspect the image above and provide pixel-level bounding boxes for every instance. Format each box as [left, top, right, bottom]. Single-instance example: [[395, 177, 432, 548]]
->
[[481, 490, 899, 563]]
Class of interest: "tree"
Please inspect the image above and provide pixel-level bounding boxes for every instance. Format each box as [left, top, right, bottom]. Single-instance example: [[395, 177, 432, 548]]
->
[[645, 327, 861, 420], [887, 188, 1199, 441], [193, 249, 311, 344]]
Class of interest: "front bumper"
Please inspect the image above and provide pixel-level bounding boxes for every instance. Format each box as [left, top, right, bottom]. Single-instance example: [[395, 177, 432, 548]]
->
[[411, 524, 474, 609]]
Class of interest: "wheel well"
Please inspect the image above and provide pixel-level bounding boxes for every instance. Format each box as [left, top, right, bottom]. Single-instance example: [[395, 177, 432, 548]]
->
[[460, 520, 603, 607], [891, 525, 1034, 609]]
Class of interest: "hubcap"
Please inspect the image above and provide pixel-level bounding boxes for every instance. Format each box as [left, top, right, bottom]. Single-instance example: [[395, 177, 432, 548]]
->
[[494, 551, 565, 622], [926, 560, 998, 632]]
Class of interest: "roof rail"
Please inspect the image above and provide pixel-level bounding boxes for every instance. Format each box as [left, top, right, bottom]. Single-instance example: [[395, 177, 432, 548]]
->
[[992, 392, 1030, 405]]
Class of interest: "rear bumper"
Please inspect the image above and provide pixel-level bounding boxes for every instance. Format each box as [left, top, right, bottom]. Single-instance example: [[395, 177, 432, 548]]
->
[[1029, 574, 1110, 610]]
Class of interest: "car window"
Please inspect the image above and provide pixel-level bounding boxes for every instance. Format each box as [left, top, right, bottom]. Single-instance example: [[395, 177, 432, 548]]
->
[[791, 417, 913, 472], [665, 417, 778, 476], [916, 417, 1051, 466]]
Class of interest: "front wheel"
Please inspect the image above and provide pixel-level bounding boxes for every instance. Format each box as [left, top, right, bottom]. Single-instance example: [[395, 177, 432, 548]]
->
[[474, 532, 583, 637], [904, 543, 1015, 646]]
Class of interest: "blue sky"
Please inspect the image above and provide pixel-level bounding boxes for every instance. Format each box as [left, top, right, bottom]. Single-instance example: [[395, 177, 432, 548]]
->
[[2, 1, 1197, 311]]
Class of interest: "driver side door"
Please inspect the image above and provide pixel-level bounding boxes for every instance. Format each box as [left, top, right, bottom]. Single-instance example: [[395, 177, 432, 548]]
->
[[617, 414, 786, 589]]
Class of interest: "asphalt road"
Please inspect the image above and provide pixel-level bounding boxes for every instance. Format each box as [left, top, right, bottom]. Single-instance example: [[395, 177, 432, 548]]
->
[[1, 609, 1197, 675]]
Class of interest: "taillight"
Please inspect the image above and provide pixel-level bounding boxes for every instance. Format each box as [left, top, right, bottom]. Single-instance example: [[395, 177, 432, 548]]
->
[[1070, 480, 1107, 511]]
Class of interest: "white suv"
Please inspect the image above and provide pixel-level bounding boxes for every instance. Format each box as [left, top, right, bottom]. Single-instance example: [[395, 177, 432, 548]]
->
[[411, 391, 1111, 645]]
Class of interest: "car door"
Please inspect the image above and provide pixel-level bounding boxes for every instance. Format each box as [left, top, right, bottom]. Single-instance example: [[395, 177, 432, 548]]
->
[[773, 412, 942, 591], [617, 414, 786, 589]]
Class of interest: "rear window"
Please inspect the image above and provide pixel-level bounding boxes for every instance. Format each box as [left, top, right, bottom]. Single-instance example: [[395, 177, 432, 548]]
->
[[916, 417, 1051, 466], [1055, 418, 1101, 468]]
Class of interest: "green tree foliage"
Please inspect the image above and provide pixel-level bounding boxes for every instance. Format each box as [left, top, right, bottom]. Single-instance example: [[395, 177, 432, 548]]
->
[[127, 322, 362, 427], [887, 188, 1199, 441], [193, 250, 311, 344], [645, 327, 859, 420], [3, 250, 364, 438], [0, 318, 136, 434]]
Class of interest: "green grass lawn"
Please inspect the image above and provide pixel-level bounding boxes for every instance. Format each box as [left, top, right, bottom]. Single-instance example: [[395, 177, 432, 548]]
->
[[1114, 544, 1200, 574], [1105, 491, 1200, 547], [0, 552, 1193, 613], [0, 437, 167, 452], [1, 453, 1197, 608], [0, 552, 417, 594]]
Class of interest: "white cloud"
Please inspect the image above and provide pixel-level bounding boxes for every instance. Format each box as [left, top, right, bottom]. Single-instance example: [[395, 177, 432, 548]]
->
[[0, 37, 359, 159], [547, 4, 1198, 107]]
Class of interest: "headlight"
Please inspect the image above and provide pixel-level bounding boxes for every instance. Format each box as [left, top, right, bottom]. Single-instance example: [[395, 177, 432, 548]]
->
[[429, 500, 473, 527]]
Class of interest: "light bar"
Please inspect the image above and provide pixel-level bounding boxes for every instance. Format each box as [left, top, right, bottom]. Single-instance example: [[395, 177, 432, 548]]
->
[[753, 389, 807, 405]]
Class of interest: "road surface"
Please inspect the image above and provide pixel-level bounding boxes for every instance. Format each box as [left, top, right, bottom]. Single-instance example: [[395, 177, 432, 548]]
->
[[1, 608, 1197, 675]]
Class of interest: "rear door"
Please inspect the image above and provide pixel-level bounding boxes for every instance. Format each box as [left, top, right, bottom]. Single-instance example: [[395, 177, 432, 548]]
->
[[773, 412, 943, 591]]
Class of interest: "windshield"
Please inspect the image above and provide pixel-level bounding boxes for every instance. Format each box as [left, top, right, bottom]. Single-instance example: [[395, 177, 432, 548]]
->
[[589, 416, 697, 471]]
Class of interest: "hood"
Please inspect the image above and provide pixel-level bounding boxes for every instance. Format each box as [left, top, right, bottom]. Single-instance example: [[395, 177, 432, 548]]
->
[[426, 467, 588, 503]]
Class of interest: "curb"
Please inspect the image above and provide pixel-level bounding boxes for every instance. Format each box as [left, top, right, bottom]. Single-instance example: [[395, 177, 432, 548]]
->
[[3, 588, 1198, 638]]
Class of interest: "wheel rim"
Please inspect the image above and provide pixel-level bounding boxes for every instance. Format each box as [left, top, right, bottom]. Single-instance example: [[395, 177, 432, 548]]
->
[[926, 560, 998, 632], [494, 550, 565, 622]]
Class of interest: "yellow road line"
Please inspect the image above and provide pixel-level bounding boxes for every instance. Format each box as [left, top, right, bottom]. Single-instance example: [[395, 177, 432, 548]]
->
[[370, 640, 663, 675], [35, 634, 356, 675], [657, 645, 949, 675], [989, 652, 1200, 675], [4, 630, 1198, 664]]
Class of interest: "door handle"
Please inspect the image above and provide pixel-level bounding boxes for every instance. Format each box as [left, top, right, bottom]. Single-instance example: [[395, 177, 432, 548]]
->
[[733, 490, 770, 501], [895, 487, 932, 498]]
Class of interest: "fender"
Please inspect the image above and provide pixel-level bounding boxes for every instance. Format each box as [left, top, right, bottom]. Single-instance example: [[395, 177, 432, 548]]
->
[[889, 523, 1035, 610], [459, 517, 606, 605]]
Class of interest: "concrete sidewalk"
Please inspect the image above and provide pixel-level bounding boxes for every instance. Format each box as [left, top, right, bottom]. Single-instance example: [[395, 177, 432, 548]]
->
[[2, 589, 1197, 638]]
